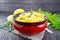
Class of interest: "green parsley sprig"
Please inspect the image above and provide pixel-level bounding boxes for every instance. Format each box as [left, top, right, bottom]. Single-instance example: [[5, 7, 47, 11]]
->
[[37, 9, 60, 30]]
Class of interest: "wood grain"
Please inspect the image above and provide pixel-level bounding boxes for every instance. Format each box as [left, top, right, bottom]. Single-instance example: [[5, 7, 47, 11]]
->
[[0, 29, 56, 40]]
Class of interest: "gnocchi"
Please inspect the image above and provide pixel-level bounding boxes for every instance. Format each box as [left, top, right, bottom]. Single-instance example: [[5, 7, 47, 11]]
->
[[16, 11, 45, 23]]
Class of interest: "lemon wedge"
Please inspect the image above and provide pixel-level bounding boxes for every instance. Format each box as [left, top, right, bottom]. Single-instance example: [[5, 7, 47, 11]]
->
[[13, 8, 25, 15]]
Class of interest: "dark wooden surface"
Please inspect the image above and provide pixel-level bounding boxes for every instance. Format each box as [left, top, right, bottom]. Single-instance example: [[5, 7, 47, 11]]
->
[[0, 0, 60, 13], [0, 29, 56, 40], [0, 12, 57, 40]]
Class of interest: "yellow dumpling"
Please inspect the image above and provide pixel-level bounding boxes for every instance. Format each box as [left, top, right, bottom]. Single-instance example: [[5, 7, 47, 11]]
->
[[16, 11, 45, 22]]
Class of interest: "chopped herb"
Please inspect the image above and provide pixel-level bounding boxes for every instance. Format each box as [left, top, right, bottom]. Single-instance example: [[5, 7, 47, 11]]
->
[[0, 21, 14, 32]]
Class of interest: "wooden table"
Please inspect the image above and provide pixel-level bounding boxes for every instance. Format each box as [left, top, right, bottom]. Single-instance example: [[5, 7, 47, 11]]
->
[[0, 29, 56, 40], [0, 12, 56, 40]]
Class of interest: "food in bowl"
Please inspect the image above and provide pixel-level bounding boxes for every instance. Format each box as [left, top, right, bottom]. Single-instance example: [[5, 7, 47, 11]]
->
[[13, 11, 47, 35], [16, 11, 45, 23]]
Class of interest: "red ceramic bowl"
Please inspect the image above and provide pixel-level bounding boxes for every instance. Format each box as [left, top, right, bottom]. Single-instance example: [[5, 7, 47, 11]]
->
[[13, 13, 48, 35]]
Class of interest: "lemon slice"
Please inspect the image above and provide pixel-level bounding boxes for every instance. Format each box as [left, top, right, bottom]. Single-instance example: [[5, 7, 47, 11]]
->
[[13, 8, 25, 15]]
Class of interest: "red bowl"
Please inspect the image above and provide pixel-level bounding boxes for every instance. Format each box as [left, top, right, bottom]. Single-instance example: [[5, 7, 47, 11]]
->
[[13, 13, 48, 35]]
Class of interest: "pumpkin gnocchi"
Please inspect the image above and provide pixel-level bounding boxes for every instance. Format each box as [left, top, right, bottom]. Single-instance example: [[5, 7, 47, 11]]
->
[[16, 11, 45, 22]]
